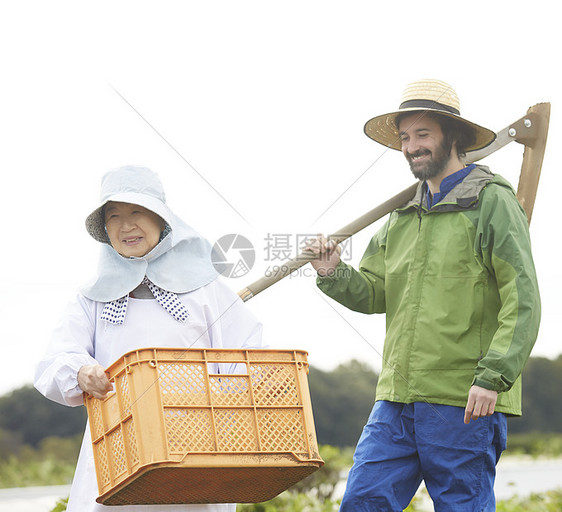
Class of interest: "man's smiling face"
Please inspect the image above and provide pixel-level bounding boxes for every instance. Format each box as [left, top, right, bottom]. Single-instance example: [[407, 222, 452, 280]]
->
[[398, 113, 452, 181]]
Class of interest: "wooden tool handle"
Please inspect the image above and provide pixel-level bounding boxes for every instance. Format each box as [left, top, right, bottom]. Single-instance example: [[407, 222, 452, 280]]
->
[[238, 183, 418, 301], [238, 103, 550, 302]]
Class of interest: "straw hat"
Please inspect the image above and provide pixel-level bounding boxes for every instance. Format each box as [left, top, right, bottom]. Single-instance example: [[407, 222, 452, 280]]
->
[[364, 79, 496, 152]]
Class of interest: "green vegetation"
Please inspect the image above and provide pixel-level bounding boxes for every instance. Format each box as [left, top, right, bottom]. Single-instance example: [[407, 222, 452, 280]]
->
[[509, 355, 562, 434], [45, 488, 562, 512], [24, 439, 561, 511], [496, 490, 562, 512], [0, 386, 87, 448], [237, 493, 339, 511], [0, 386, 84, 489], [0, 435, 81, 488], [2, 356, 561, 457], [310, 356, 562, 447], [308, 360, 377, 447], [50, 497, 69, 512], [237, 445, 351, 511], [1, 355, 561, 511], [506, 432, 562, 458]]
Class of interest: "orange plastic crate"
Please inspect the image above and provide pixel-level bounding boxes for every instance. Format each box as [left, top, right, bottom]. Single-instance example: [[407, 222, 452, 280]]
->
[[85, 348, 324, 505]]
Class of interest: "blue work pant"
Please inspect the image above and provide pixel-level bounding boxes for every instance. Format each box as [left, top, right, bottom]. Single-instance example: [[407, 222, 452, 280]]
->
[[340, 401, 507, 511]]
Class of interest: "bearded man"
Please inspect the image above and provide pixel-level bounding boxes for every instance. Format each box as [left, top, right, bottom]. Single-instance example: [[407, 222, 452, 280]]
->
[[306, 79, 541, 511]]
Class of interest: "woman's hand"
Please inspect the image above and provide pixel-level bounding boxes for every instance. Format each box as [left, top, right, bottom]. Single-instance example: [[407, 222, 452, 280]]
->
[[303, 234, 342, 277], [78, 364, 113, 399]]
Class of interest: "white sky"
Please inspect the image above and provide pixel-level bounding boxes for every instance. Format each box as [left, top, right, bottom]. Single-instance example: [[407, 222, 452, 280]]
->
[[1, 1, 560, 396]]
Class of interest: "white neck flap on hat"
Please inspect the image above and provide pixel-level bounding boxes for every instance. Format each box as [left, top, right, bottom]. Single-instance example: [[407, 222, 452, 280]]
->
[[80, 166, 218, 302]]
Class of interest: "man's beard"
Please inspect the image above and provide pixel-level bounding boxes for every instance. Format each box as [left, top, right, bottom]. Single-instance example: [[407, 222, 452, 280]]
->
[[406, 140, 451, 181]]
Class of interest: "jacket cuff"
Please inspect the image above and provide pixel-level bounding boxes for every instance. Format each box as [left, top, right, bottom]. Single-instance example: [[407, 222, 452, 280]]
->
[[316, 261, 350, 282], [472, 378, 498, 391], [472, 367, 512, 393]]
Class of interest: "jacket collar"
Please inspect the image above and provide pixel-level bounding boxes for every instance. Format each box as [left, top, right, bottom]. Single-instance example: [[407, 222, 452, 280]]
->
[[398, 165, 497, 213]]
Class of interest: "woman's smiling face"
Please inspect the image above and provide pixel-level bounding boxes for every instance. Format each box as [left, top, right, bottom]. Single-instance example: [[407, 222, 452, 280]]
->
[[104, 201, 164, 258]]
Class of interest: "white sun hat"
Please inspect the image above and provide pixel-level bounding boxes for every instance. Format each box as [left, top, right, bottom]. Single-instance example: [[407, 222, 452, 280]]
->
[[85, 165, 173, 244], [81, 165, 218, 302]]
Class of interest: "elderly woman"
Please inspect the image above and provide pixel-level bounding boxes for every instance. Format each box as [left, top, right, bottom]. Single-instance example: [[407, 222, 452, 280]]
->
[[35, 165, 263, 512]]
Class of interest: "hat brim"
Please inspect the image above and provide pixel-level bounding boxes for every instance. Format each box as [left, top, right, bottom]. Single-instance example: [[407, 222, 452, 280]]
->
[[85, 192, 173, 244], [364, 108, 496, 153]]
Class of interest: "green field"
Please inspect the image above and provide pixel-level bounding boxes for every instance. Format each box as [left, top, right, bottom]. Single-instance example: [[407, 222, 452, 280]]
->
[[1, 438, 561, 511]]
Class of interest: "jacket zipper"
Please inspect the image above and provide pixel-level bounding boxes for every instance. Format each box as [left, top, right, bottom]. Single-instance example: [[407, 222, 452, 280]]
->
[[417, 184, 425, 232]]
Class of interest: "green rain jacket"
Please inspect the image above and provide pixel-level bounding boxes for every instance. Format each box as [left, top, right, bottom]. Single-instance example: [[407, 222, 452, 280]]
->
[[318, 165, 540, 415]]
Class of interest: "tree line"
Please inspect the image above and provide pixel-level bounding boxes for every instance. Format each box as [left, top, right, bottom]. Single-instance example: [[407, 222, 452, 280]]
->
[[1, 354, 561, 454], [308, 354, 562, 444]]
